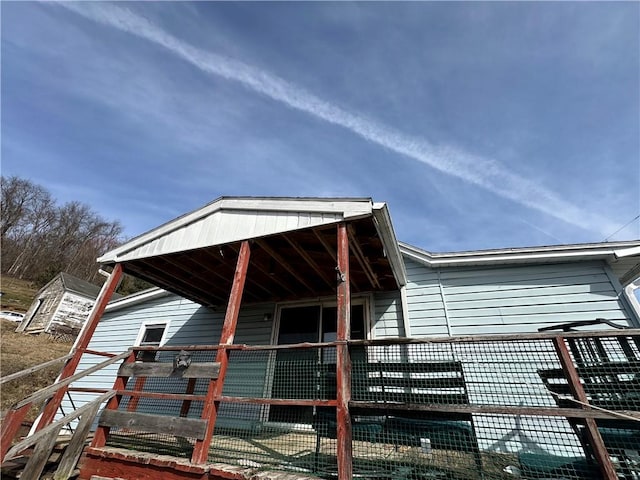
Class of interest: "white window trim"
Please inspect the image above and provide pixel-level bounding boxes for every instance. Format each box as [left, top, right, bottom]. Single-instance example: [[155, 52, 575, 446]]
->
[[270, 295, 372, 346], [134, 320, 171, 347]]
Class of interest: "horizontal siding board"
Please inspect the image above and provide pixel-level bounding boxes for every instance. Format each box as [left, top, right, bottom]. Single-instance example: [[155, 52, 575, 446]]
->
[[446, 283, 617, 304], [447, 300, 624, 318]]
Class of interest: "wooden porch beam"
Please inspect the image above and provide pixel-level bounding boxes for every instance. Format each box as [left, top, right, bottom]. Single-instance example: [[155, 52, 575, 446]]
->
[[33, 264, 124, 434], [283, 234, 335, 290], [347, 225, 381, 290], [335, 223, 353, 480], [191, 240, 250, 464], [255, 239, 315, 294], [553, 337, 618, 480]]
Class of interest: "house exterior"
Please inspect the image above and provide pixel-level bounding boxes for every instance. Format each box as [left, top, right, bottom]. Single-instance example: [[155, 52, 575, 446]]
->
[[16, 272, 103, 336], [14, 197, 639, 480]]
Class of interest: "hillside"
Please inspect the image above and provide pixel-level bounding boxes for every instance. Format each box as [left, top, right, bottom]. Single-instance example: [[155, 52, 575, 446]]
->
[[0, 319, 73, 417], [0, 276, 37, 312]]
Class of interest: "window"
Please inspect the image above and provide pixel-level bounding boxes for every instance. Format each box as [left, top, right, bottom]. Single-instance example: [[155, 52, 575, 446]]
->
[[135, 322, 168, 362], [269, 302, 367, 424]]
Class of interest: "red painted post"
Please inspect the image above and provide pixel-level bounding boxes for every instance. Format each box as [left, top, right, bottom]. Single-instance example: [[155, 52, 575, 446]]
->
[[336, 223, 353, 480], [35, 264, 124, 432], [553, 337, 617, 480], [0, 404, 31, 462], [191, 241, 250, 464], [91, 350, 136, 448]]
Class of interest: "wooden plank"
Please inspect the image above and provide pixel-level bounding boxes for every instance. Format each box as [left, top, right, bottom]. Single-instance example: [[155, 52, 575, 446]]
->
[[553, 337, 618, 480], [15, 351, 130, 409], [192, 240, 250, 464], [99, 410, 207, 440], [0, 354, 73, 385], [5, 391, 116, 461], [118, 362, 220, 379], [21, 423, 63, 480], [35, 264, 123, 432], [54, 399, 102, 480], [335, 222, 352, 480]]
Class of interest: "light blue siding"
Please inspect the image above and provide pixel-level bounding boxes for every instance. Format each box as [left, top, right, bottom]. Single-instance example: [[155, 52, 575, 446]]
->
[[403, 259, 636, 336], [59, 294, 274, 425]]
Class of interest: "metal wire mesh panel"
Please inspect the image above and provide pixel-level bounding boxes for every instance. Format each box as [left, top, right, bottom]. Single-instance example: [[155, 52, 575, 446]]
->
[[101, 332, 639, 480]]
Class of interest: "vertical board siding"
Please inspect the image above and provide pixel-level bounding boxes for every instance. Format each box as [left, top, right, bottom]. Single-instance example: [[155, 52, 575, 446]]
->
[[372, 291, 405, 338], [401, 259, 449, 337]]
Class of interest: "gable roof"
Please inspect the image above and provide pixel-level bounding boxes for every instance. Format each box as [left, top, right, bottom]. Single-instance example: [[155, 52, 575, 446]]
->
[[59, 272, 102, 299], [97, 197, 406, 306], [399, 240, 640, 286]]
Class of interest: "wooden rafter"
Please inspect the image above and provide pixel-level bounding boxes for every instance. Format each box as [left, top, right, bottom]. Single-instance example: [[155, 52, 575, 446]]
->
[[127, 262, 224, 306], [283, 234, 335, 290], [347, 225, 381, 290], [199, 248, 277, 299], [254, 239, 315, 294], [156, 256, 244, 303]]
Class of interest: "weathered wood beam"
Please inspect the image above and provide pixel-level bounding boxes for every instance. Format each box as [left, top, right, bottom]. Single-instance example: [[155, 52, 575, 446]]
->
[[283, 234, 334, 290], [335, 223, 353, 480], [192, 240, 250, 464], [5, 391, 116, 461], [347, 225, 381, 289], [255, 239, 315, 294], [118, 362, 220, 379], [32, 264, 123, 436], [553, 337, 618, 480], [0, 353, 73, 385], [99, 410, 207, 440]]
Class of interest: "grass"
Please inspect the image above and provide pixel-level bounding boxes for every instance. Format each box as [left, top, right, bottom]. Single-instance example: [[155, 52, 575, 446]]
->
[[0, 319, 74, 418], [0, 276, 38, 312]]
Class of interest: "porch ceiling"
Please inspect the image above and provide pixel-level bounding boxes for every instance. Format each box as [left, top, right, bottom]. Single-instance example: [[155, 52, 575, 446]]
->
[[98, 197, 405, 307], [119, 217, 398, 306]]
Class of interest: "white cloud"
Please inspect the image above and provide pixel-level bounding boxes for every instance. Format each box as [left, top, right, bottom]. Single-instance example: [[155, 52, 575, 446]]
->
[[59, 2, 616, 235]]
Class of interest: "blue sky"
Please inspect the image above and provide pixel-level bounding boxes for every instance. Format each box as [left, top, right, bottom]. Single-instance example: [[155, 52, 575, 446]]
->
[[2, 2, 639, 252]]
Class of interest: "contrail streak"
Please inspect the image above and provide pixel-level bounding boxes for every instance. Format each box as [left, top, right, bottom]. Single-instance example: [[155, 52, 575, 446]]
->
[[60, 2, 611, 234]]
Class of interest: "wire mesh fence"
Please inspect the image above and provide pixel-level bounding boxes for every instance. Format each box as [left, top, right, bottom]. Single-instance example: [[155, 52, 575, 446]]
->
[[102, 332, 639, 480]]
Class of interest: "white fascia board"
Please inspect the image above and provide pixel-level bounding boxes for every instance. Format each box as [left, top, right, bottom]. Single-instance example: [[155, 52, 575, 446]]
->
[[372, 203, 407, 287], [105, 288, 170, 313], [98, 197, 373, 264], [614, 245, 640, 259], [399, 240, 640, 268]]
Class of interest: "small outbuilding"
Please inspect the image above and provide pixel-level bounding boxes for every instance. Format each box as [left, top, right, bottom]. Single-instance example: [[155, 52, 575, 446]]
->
[[16, 272, 103, 336]]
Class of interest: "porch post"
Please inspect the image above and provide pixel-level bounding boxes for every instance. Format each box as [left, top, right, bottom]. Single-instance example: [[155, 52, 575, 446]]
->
[[336, 223, 353, 480], [192, 240, 250, 464], [35, 263, 124, 432], [553, 337, 617, 480]]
